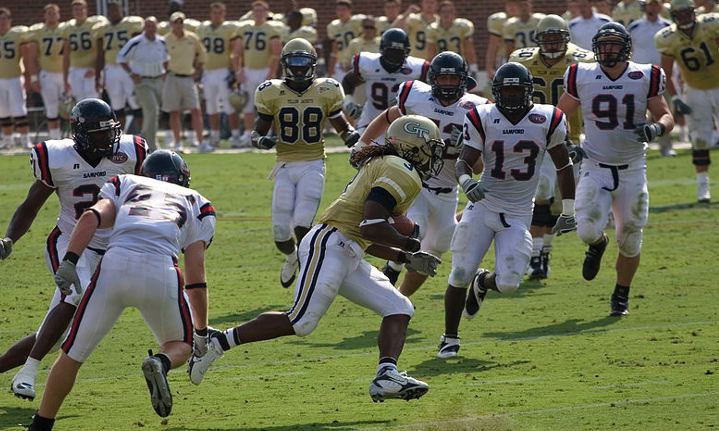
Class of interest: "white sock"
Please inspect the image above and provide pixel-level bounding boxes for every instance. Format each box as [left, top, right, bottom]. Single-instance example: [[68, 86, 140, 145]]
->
[[697, 172, 709, 183], [210, 130, 220, 142], [231, 129, 240, 138], [49, 128, 61, 140], [21, 357, 40, 375], [241, 130, 250, 139], [542, 234, 555, 251], [388, 260, 404, 271], [20, 134, 30, 148], [377, 362, 397, 376], [286, 247, 298, 262], [531, 237, 543, 256], [2, 134, 12, 147]]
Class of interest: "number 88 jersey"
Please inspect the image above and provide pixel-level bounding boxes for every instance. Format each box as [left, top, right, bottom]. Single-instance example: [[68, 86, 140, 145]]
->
[[254, 78, 345, 162], [31, 135, 148, 250]]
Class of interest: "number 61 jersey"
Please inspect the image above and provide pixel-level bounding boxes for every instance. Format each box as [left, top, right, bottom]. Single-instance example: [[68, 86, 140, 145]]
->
[[463, 103, 566, 217], [254, 77, 345, 163], [30, 135, 148, 250]]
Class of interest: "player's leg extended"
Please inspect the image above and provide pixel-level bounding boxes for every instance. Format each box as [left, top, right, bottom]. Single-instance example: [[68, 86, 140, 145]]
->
[[272, 164, 300, 287], [683, 85, 712, 202], [576, 163, 613, 280]]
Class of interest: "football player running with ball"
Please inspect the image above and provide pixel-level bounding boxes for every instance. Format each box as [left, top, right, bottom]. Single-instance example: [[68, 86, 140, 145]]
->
[[189, 116, 444, 403], [438, 62, 577, 359], [558, 23, 674, 316], [357, 51, 490, 296], [252, 38, 360, 288]]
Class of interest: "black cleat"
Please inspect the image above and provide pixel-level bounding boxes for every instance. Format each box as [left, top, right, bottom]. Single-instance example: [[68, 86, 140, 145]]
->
[[463, 269, 489, 320], [527, 255, 544, 280], [382, 262, 401, 286], [610, 295, 629, 316], [583, 234, 608, 281], [540, 249, 551, 279]]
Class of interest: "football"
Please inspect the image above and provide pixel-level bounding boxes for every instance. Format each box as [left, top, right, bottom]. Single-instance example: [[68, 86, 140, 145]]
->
[[388, 214, 416, 237]]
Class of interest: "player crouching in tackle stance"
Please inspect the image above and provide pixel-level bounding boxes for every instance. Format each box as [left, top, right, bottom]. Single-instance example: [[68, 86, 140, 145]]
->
[[251, 38, 360, 288], [28, 151, 216, 430], [558, 23, 673, 316], [189, 116, 444, 402], [438, 62, 577, 359]]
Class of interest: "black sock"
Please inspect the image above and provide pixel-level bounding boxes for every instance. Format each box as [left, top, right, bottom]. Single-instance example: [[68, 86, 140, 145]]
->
[[155, 353, 172, 374], [28, 413, 55, 431], [215, 331, 231, 351], [378, 357, 397, 367], [613, 284, 630, 301]]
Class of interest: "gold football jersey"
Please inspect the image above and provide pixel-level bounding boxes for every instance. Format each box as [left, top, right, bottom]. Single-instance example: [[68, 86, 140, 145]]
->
[[346, 35, 380, 59], [0, 26, 31, 79], [27, 22, 66, 74], [487, 11, 509, 60], [281, 25, 318, 45], [406, 13, 438, 59], [612, 0, 646, 27], [655, 13, 719, 90], [197, 20, 239, 70], [426, 18, 474, 56], [509, 42, 593, 141], [376, 16, 393, 34], [271, 8, 318, 27], [327, 15, 366, 65], [254, 78, 345, 163], [62, 17, 105, 68], [236, 20, 282, 70], [502, 13, 546, 48], [96, 16, 144, 65], [319, 155, 422, 250], [157, 18, 201, 36]]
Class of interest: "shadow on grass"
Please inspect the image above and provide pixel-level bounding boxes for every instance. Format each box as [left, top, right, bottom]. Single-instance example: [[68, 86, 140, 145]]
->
[[165, 418, 391, 431], [0, 407, 79, 431], [649, 201, 718, 213], [209, 305, 285, 326], [410, 356, 512, 378], [482, 316, 620, 341], [286, 327, 423, 350]]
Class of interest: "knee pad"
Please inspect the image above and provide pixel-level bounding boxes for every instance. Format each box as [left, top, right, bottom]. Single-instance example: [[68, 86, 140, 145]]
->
[[114, 108, 125, 118], [291, 282, 337, 337], [294, 172, 324, 228], [386, 297, 415, 319], [0, 117, 12, 127], [692, 149, 711, 166], [425, 222, 456, 256], [577, 222, 603, 246], [531, 203, 554, 228], [616, 224, 642, 258], [496, 279, 519, 294], [13, 116, 28, 128]]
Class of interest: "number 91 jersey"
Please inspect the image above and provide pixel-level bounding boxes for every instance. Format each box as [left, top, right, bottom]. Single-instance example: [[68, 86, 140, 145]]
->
[[254, 78, 345, 162], [31, 135, 148, 250], [396, 79, 489, 189]]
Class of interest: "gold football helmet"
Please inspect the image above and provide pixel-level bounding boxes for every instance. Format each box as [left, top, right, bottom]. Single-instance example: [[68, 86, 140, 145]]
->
[[385, 115, 444, 180]]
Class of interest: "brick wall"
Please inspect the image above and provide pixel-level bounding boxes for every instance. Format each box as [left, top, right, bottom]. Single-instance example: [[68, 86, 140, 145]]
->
[[9, 0, 567, 69]]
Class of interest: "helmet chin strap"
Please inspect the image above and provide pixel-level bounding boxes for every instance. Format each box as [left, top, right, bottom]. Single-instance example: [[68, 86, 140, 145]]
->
[[541, 50, 566, 59]]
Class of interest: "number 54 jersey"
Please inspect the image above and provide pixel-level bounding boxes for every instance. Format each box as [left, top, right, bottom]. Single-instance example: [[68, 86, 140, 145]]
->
[[463, 103, 566, 217], [30, 135, 148, 250], [255, 77, 345, 163], [564, 61, 665, 164]]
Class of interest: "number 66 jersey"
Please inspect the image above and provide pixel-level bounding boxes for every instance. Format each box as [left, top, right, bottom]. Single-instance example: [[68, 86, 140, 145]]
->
[[30, 135, 148, 251]]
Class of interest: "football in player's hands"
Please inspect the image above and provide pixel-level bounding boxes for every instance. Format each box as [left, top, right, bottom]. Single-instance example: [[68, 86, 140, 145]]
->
[[388, 214, 416, 237]]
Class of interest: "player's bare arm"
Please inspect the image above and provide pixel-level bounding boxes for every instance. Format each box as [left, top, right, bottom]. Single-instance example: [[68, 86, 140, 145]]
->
[[486, 34, 501, 79], [360, 199, 421, 259], [329, 115, 360, 147], [268, 36, 281, 79], [547, 143, 576, 201], [251, 115, 275, 149], [230, 37, 245, 82], [456, 141, 482, 179], [341, 70, 364, 97], [359, 106, 402, 146], [62, 40, 71, 92], [95, 40, 105, 91], [660, 54, 677, 97], [4, 180, 55, 245], [647, 93, 675, 135], [557, 92, 581, 117]]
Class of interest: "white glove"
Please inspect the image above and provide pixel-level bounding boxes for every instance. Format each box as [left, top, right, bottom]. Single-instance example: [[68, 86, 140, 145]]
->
[[450, 125, 463, 147], [404, 251, 441, 276], [0, 237, 12, 260], [54, 260, 82, 296], [345, 102, 363, 120], [552, 214, 577, 236], [461, 177, 486, 202]]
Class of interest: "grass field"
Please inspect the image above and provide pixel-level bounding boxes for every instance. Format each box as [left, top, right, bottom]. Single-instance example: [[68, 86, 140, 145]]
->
[[0, 144, 717, 431]]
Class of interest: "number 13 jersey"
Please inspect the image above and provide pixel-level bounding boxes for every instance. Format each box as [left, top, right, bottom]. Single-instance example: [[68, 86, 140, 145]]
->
[[463, 103, 566, 216], [564, 61, 665, 164]]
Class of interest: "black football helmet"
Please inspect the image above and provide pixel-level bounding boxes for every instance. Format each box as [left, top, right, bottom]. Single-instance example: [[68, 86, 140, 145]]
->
[[70, 98, 121, 158], [592, 23, 632, 68], [379, 28, 411, 72], [140, 149, 191, 187], [428, 52, 469, 102], [492, 62, 534, 114]]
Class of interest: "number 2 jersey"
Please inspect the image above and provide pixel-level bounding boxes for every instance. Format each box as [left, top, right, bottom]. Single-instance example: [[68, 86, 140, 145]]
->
[[352, 52, 429, 128], [396, 79, 490, 190], [463, 103, 566, 216], [100, 174, 215, 259], [31, 135, 149, 250], [564, 61, 665, 164], [254, 77, 345, 162]]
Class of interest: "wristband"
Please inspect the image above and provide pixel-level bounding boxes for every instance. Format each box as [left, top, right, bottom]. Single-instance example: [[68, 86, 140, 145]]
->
[[344, 94, 354, 106], [63, 251, 80, 265], [396, 251, 408, 263], [185, 282, 208, 290], [562, 199, 575, 216], [87, 208, 102, 227], [404, 237, 420, 252], [654, 122, 666, 137], [458, 174, 471, 186]]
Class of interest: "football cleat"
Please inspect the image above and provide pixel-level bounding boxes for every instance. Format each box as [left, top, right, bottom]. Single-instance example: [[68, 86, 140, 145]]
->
[[382, 262, 401, 286], [368, 369, 428, 402], [198, 141, 215, 153], [541, 248, 551, 279], [280, 253, 299, 288], [11, 368, 36, 401], [610, 295, 629, 316], [141, 356, 172, 417], [527, 255, 543, 280], [463, 269, 489, 320], [188, 337, 224, 385], [697, 181, 711, 203], [582, 234, 608, 281], [437, 335, 460, 359]]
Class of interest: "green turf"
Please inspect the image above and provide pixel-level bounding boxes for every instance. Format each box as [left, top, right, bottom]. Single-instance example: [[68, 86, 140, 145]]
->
[[0, 147, 717, 431]]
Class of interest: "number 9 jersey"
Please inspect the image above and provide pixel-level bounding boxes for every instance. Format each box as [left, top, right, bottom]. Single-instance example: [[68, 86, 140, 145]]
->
[[254, 77, 345, 162]]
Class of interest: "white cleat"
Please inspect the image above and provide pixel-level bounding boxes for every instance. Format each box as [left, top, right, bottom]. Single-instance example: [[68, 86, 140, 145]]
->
[[187, 337, 224, 385], [369, 369, 428, 402], [437, 335, 460, 359], [11, 369, 36, 401], [198, 141, 215, 153], [698, 181, 711, 203], [280, 254, 299, 288]]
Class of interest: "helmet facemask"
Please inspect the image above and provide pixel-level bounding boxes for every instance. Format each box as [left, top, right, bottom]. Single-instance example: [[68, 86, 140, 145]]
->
[[73, 119, 121, 158], [391, 137, 445, 181], [671, 8, 696, 30], [593, 35, 630, 67], [282, 51, 316, 83], [380, 44, 409, 72], [430, 71, 466, 102], [493, 81, 533, 114], [537, 30, 570, 59]]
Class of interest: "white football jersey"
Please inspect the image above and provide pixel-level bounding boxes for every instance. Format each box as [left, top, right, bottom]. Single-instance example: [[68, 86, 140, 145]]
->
[[464, 103, 566, 216], [397, 79, 490, 188], [100, 174, 216, 259], [352, 52, 429, 127], [31, 135, 149, 250], [564, 61, 665, 164]]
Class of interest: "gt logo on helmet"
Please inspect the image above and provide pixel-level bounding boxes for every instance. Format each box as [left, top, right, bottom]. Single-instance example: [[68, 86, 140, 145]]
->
[[403, 122, 430, 139]]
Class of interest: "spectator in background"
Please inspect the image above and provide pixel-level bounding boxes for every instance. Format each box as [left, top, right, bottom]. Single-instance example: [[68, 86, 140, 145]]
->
[[629, 0, 674, 157], [281, 10, 318, 44], [563, 0, 581, 22], [327, 0, 366, 82], [503, 0, 546, 53], [61, 0, 107, 102], [158, 0, 200, 36], [568, 0, 612, 50], [594, 0, 615, 16], [377, 0, 402, 34], [613, 0, 646, 27], [0, 7, 32, 150], [347, 17, 381, 59], [269, 0, 318, 28], [486, 0, 518, 81], [118, 16, 169, 152], [25, 3, 65, 142], [393, 0, 438, 60], [426, 0, 478, 77], [163, 11, 207, 152]]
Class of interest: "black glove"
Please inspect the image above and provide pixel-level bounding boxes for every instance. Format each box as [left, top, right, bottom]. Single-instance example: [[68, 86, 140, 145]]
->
[[565, 139, 586, 164], [251, 131, 277, 150], [633, 122, 664, 143], [343, 130, 361, 148], [672, 97, 692, 116]]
